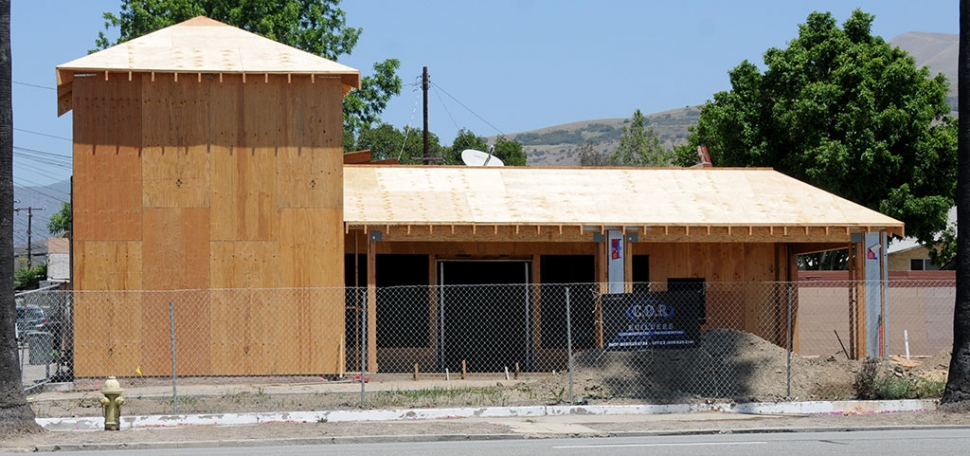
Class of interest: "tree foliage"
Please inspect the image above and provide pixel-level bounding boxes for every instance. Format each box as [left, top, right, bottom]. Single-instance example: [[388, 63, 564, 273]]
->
[[675, 10, 957, 250], [47, 201, 71, 237], [353, 123, 442, 164], [14, 264, 46, 291], [608, 109, 672, 166], [492, 135, 527, 166], [447, 129, 488, 165], [579, 140, 609, 166], [95, 0, 401, 139]]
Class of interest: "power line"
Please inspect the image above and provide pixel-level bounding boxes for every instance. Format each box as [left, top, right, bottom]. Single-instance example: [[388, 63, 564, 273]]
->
[[14, 128, 72, 142], [13, 81, 56, 91], [431, 84, 460, 133], [429, 81, 505, 136]]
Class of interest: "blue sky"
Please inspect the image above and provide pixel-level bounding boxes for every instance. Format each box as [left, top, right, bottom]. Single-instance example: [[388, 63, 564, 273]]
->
[[10, 0, 959, 192]]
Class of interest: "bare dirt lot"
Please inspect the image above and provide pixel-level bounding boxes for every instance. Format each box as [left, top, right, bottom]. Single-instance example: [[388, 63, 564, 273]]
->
[[27, 329, 951, 419], [4, 329, 966, 453]]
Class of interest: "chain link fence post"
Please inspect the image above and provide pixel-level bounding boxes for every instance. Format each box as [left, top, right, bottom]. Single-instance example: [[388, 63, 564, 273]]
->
[[169, 300, 178, 415], [565, 287, 574, 405], [360, 289, 367, 409], [786, 282, 793, 399]]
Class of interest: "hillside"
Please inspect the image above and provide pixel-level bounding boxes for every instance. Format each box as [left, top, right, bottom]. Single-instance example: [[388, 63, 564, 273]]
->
[[507, 31, 957, 167], [505, 106, 701, 166]]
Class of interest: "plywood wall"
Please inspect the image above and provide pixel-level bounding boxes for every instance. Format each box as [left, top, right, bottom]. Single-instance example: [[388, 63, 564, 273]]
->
[[72, 73, 346, 377]]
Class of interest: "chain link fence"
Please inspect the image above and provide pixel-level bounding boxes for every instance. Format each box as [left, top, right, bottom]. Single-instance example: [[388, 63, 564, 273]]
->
[[20, 280, 954, 416]]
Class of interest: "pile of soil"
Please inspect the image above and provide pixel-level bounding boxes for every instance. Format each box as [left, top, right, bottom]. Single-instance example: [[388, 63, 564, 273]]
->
[[30, 329, 953, 418], [549, 329, 948, 403], [911, 348, 952, 383]]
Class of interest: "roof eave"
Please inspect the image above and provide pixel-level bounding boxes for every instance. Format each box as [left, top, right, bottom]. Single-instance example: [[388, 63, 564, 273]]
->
[[55, 67, 360, 117]]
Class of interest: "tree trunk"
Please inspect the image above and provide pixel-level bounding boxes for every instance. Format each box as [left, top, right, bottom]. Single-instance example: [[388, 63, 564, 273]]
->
[[943, 0, 970, 410], [0, 0, 41, 434]]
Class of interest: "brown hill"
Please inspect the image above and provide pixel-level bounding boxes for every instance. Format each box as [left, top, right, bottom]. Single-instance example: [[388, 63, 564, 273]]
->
[[891, 31, 957, 96]]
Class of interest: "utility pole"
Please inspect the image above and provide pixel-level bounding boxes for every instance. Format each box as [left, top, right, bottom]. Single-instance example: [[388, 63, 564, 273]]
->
[[13, 205, 43, 267], [422, 66, 429, 162]]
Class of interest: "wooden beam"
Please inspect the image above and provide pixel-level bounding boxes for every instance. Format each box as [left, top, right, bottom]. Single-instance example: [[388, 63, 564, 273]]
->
[[787, 243, 848, 256], [343, 150, 373, 164], [594, 237, 606, 348], [366, 235, 378, 373]]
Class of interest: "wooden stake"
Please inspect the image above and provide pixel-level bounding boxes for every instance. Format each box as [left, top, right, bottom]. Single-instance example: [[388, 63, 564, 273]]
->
[[461, 360, 467, 380], [413, 363, 419, 381], [514, 362, 520, 380]]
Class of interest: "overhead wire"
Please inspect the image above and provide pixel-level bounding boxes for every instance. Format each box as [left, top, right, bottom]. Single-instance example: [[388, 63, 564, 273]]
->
[[429, 81, 505, 136], [431, 84, 460, 133], [13, 81, 56, 91], [14, 128, 72, 142], [397, 75, 422, 161]]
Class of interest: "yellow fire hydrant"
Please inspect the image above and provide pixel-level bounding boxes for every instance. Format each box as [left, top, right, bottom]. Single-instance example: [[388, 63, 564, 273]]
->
[[99, 376, 125, 431]]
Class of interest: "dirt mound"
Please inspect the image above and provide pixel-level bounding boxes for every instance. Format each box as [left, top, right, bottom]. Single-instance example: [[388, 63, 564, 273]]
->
[[563, 329, 862, 403], [911, 347, 952, 382]]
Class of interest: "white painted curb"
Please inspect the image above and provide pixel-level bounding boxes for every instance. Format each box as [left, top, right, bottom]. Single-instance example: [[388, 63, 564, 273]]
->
[[36, 399, 939, 431]]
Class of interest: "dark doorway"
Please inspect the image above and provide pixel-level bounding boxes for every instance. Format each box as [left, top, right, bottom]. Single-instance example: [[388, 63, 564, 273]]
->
[[632, 254, 650, 294], [437, 261, 531, 373], [539, 255, 596, 351], [344, 254, 431, 372]]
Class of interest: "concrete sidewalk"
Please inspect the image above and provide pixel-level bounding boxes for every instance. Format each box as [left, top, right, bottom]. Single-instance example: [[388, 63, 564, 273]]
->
[[4, 400, 968, 453]]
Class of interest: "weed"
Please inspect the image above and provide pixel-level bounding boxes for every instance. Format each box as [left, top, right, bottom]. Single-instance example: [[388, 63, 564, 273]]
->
[[162, 396, 199, 407], [548, 387, 566, 404], [317, 417, 328, 423], [912, 379, 946, 398]]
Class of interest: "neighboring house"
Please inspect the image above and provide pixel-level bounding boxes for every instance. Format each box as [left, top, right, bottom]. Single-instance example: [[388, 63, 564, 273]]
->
[[46, 237, 70, 282], [887, 207, 956, 271], [60, 17, 905, 378]]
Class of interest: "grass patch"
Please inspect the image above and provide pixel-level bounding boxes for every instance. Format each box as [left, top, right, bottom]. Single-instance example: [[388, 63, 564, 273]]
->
[[368, 386, 509, 408]]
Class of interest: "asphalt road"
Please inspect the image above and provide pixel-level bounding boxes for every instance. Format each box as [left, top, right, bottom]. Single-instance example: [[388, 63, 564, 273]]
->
[[57, 428, 970, 456]]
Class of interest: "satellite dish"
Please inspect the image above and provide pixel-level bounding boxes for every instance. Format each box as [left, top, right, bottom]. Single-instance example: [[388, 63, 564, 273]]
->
[[461, 146, 504, 167]]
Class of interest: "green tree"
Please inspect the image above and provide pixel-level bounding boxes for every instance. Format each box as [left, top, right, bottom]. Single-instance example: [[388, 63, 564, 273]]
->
[[579, 140, 609, 166], [942, 0, 970, 410], [14, 264, 46, 291], [95, 0, 402, 139], [493, 135, 527, 166], [47, 201, 71, 237], [354, 123, 442, 164], [674, 10, 957, 250], [447, 128, 488, 165], [608, 109, 672, 166], [0, 0, 41, 433]]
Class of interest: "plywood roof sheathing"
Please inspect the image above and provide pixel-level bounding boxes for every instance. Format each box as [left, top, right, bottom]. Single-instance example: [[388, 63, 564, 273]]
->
[[343, 167, 905, 238]]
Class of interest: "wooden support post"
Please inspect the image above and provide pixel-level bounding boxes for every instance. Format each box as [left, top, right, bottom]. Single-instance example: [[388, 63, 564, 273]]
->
[[367, 235, 378, 372], [594, 237, 607, 348], [413, 363, 419, 381], [462, 359, 467, 380], [515, 362, 520, 380]]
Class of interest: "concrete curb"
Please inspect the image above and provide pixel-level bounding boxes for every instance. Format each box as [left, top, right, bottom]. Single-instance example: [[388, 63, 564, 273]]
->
[[36, 399, 939, 431]]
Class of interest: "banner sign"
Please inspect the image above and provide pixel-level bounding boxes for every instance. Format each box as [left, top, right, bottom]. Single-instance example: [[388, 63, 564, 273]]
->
[[602, 291, 704, 350]]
